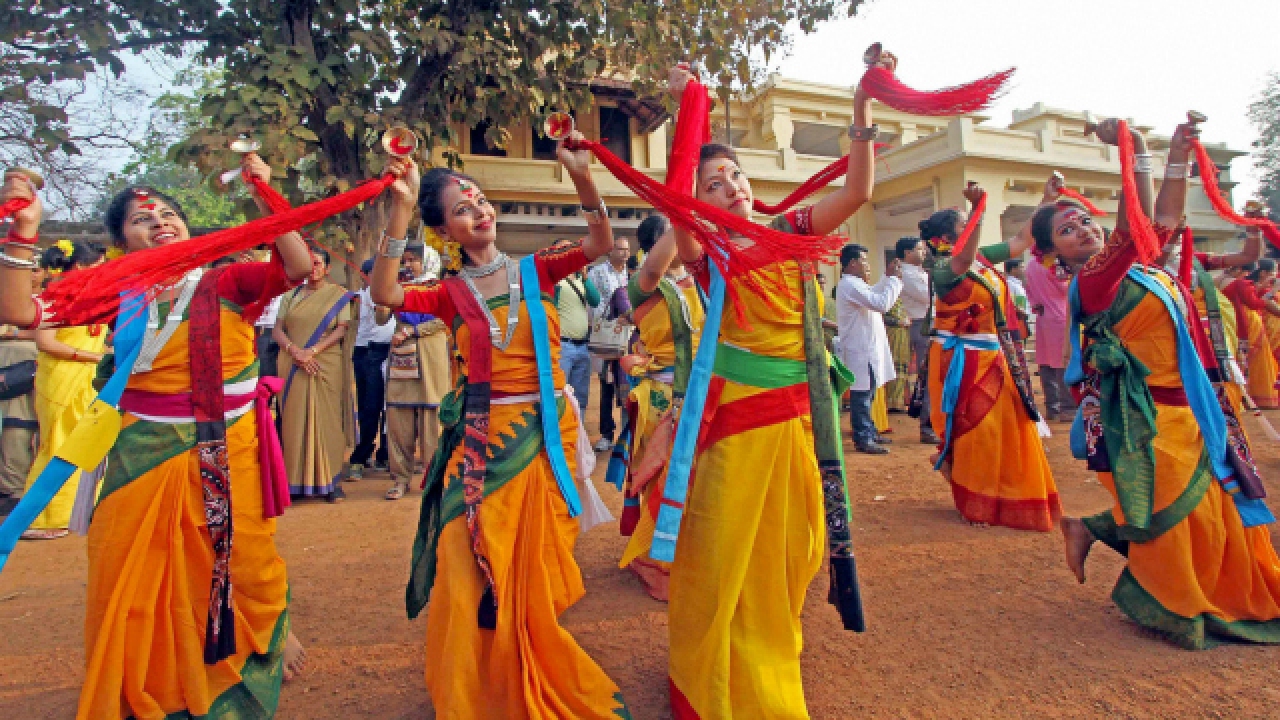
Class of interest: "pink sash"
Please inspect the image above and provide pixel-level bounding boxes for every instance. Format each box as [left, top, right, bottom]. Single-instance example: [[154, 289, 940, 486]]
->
[[118, 377, 290, 519]]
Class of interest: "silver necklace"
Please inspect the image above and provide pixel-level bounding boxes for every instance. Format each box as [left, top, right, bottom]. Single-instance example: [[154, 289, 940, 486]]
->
[[136, 268, 204, 372], [461, 257, 521, 351], [460, 252, 508, 279]]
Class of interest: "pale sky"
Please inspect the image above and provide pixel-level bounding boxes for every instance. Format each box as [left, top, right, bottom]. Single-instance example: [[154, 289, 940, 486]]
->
[[777, 0, 1279, 207]]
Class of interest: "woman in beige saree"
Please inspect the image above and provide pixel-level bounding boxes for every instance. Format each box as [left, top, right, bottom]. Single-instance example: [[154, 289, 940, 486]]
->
[[274, 248, 357, 502]]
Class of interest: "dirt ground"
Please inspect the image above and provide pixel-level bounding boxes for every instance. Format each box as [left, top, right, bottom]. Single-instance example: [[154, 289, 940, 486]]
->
[[5, 379, 1280, 719]]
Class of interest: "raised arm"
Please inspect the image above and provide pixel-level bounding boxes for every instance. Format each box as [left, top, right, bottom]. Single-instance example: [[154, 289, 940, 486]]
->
[[371, 157, 421, 309], [558, 131, 613, 262], [636, 227, 680, 295], [1093, 118, 1155, 234], [241, 153, 312, 284], [948, 185, 987, 276], [1010, 173, 1066, 258], [807, 53, 896, 237], [0, 171, 43, 328], [1152, 121, 1199, 230]]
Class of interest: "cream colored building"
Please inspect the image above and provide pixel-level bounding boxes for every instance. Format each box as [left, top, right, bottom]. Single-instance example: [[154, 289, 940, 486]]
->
[[439, 75, 1247, 280]]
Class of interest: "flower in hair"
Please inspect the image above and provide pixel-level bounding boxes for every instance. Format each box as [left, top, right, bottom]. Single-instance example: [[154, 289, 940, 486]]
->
[[106, 246, 126, 261], [422, 225, 462, 273], [54, 238, 75, 257]]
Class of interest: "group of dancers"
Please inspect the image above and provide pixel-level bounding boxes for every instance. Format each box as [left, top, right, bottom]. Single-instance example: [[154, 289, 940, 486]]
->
[[1, 46, 1280, 720]]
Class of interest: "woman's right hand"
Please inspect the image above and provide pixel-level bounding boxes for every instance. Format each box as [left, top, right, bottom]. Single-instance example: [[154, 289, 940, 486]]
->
[[667, 63, 693, 101], [387, 156, 420, 210], [242, 152, 272, 186], [1, 170, 42, 236]]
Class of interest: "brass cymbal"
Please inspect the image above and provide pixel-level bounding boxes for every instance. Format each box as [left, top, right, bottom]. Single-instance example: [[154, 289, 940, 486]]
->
[[382, 126, 419, 157], [543, 112, 575, 141], [229, 137, 261, 153], [863, 42, 883, 67]]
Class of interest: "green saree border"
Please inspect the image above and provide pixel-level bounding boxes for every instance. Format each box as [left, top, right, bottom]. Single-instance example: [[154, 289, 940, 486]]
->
[[1113, 568, 1280, 650], [1083, 450, 1213, 551], [144, 598, 290, 720]]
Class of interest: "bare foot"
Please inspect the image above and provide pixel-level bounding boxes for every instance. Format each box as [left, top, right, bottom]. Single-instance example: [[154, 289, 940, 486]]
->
[[283, 631, 307, 683], [1061, 516, 1095, 585]]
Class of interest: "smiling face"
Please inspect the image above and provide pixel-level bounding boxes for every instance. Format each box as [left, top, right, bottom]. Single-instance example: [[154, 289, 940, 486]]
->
[[1048, 206, 1106, 267], [696, 158, 754, 220], [436, 177, 497, 261], [120, 195, 190, 253]]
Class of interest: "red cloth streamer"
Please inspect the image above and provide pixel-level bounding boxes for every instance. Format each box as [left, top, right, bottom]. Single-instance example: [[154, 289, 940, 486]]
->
[[1191, 139, 1280, 249], [1178, 225, 1195, 288], [244, 173, 293, 215], [1055, 186, 1107, 216], [42, 174, 396, 327], [752, 143, 890, 216], [0, 197, 33, 222], [665, 81, 713, 193], [858, 65, 1015, 117], [571, 136, 843, 323], [949, 192, 988, 257], [1116, 120, 1162, 265], [241, 171, 370, 289], [753, 156, 849, 215]]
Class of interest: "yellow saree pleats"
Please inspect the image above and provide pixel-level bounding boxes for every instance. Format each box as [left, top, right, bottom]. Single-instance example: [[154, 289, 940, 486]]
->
[[24, 324, 107, 530], [1243, 306, 1279, 408]]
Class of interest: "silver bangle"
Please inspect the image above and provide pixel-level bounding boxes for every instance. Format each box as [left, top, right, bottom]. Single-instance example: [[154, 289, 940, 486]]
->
[[1134, 153, 1153, 174], [1165, 162, 1189, 179], [0, 250, 36, 269], [848, 124, 880, 142], [380, 232, 408, 258], [582, 199, 608, 226]]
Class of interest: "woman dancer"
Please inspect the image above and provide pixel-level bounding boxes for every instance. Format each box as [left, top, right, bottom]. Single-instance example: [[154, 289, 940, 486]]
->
[[372, 133, 630, 717], [1223, 260, 1280, 408], [653, 57, 877, 718], [1056, 118, 1280, 649], [20, 241, 107, 539], [919, 184, 1058, 531], [0, 153, 310, 718], [616, 213, 705, 602], [273, 247, 357, 502]]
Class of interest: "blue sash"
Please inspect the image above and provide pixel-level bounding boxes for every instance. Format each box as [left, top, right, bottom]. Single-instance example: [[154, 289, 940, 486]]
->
[[0, 292, 148, 571], [519, 254, 582, 517], [650, 264, 726, 563], [932, 332, 1000, 471]]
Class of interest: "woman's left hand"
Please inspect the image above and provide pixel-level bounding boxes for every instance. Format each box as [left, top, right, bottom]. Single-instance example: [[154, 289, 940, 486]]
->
[[557, 131, 592, 178]]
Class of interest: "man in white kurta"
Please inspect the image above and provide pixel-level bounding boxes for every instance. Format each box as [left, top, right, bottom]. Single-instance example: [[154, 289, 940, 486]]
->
[[835, 244, 903, 454]]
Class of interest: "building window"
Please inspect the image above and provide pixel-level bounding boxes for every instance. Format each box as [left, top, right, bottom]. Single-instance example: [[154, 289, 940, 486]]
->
[[599, 107, 632, 165], [469, 121, 507, 157]]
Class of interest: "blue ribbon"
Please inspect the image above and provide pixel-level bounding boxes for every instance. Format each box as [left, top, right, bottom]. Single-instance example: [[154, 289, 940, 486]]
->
[[519, 255, 582, 517], [1124, 269, 1273, 527], [0, 292, 148, 572], [651, 264, 725, 563], [933, 333, 1000, 471]]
